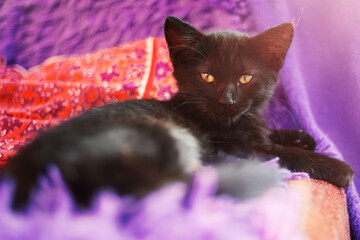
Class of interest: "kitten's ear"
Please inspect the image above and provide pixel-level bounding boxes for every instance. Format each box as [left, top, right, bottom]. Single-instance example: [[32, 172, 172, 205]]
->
[[251, 23, 294, 71], [164, 16, 205, 62]]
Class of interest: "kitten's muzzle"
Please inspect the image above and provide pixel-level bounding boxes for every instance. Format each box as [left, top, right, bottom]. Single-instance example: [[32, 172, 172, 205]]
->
[[217, 83, 238, 105], [218, 98, 236, 105]]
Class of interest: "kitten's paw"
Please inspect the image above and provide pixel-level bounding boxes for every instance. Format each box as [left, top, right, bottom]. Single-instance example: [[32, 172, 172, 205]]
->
[[270, 129, 317, 151], [277, 146, 354, 188], [310, 156, 354, 188], [332, 161, 355, 188]]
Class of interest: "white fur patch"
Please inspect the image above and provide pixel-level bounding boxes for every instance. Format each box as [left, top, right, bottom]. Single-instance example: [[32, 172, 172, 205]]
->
[[168, 126, 202, 173]]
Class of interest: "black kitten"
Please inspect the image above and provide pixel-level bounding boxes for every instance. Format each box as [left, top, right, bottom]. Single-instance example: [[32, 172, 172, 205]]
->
[[2, 17, 354, 210], [162, 17, 353, 185]]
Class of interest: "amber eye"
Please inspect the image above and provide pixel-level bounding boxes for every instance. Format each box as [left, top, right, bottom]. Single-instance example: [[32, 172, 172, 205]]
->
[[239, 75, 253, 84], [201, 73, 215, 83]]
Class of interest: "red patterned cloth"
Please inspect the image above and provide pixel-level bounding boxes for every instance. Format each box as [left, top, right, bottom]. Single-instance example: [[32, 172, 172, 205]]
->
[[0, 38, 177, 164]]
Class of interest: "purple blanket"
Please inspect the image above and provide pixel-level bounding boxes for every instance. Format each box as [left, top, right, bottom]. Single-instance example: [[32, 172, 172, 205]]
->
[[0, 162, 308, 240], [0, 0, 359, 238]]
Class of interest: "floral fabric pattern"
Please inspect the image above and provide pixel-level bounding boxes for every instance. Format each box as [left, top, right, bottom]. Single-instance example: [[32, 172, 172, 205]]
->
[[0, 38, 177, 164]]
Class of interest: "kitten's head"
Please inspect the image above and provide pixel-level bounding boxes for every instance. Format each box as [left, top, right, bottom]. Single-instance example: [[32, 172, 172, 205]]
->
[[164, 16, 294, 123]]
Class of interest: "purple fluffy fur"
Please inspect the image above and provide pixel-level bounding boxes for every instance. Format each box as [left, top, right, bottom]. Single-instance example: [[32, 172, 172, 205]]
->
[[0, 162, 307, 240]]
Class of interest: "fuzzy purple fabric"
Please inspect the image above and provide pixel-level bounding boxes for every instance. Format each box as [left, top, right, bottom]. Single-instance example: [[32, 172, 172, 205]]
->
[[0, 161, 308, 240], [0, 0, 255, 68]]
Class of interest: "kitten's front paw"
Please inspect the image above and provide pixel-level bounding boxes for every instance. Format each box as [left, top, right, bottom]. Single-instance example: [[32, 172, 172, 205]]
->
[[311, 156, 354, 188], [270, 129, 317, 151], [277, 147, 354, 188], [333, 161, 355, 188]]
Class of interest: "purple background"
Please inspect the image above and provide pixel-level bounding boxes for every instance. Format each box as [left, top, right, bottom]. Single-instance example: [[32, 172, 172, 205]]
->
[[1, 0, 359, 238]]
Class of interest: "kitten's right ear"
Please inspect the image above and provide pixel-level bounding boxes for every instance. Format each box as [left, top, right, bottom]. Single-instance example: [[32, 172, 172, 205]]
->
[[164, 16, 204, 61], [251, 23, 294, 71]]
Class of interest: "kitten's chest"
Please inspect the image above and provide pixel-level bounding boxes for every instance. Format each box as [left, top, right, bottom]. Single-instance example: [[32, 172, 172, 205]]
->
[[209, 124, 268, 151], [164, 99, 269, 154]]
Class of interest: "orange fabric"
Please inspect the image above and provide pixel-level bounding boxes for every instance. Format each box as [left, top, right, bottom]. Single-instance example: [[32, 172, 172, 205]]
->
[[0, 37, 350, 239], [288, 179, 350, 240]]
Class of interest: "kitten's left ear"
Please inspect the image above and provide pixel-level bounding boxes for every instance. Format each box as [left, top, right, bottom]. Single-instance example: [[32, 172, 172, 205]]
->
[[164, 16, 205, 62], [251, 23, 294, 71]]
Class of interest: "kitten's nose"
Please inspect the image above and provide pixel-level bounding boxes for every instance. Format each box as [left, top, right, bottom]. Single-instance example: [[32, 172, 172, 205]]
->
[[217, 84, 237, 105], [218, 98, 236, 105]]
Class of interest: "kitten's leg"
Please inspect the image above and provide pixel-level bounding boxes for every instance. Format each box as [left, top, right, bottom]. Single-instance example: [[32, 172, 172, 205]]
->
[[2, 123, 200, 211], [269, 129, 317, 151], [3, 145, 187, 211], [255, 144, 354, 188]]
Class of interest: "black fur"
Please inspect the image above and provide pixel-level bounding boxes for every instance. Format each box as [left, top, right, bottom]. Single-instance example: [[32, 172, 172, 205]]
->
[[2, 16, 354, 211], [269, 129, 317, 151]]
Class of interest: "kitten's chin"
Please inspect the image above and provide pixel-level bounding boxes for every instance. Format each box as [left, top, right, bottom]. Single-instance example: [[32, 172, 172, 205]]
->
[[211, 104, 252, 124]]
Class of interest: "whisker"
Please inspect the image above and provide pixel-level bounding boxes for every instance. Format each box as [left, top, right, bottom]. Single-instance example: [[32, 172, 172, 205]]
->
[[169, 44, 207, 58]]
